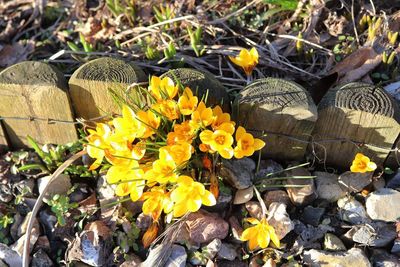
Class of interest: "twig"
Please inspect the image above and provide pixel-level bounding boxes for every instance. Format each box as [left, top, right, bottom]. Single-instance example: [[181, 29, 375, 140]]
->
[[22, 150, 86, 267]]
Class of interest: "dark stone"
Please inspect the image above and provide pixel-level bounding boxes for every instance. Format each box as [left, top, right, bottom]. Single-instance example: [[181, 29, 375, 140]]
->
[[302, 206, 325, 227], [370, 249, 400, 267], [31, 249, 54, 267]]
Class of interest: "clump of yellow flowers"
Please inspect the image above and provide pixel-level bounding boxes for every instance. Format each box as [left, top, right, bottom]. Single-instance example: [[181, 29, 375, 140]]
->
[[86, 75, 265, 247]]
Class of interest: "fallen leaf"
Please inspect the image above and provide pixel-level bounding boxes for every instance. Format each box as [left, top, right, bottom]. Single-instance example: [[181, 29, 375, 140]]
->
[[323, 11, 348, 37], [84, 220, 112, 246], [0, 41, 34, 67], [329, 47, 383, 83]]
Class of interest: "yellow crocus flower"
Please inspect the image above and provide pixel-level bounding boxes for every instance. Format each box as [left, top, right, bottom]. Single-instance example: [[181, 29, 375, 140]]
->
[[167, 121, 196, 145], [113, 105, 146, 143], [241, 218, 280, 250], [152, 100, 180, 121], [212, 105, 235, 131], [137, 110, 161, 138], [145, 149, 178, 184], [178, 87, 198, 115], [141, 187, 174, 221], [148, 76, 178, 101], [350, 153, 377, 173], [160, 143, 193, 166], [109, 163, 145, 201], [86, 123, 112, 170], [229, 47, 259, 76], [199, 123, 235, 159], [190, 101, 214, 128], [234, 126, 265, 159], [170, 175, 216, 217]]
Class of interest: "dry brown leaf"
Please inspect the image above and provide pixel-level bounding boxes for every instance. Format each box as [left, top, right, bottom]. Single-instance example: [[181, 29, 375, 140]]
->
[[323, 11, 348, 37], [0, 41, 34, 67], [329, 47, 382, 84], [83, 221, 112, 248]]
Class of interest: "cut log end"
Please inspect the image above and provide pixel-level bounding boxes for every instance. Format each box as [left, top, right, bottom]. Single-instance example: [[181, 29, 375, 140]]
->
[[71, 57, 146, 83], [161, 68, 230, 110], [237, 78, 318, 160], [312, 82, 400, 168]]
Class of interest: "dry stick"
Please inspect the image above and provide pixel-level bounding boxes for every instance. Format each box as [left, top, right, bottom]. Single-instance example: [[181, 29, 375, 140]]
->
[[351, 0, 360, 45], [208, 0, 262, 24], [22, 150, 87, 267]]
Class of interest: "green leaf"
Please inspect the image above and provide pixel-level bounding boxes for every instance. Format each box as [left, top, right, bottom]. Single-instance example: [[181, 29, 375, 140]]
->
[[264, 0, 298, 11], [18, 163, 47, 172], [67, 41, 80, 52]]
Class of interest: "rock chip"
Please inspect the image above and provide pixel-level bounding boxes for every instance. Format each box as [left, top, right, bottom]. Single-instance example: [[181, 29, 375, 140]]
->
[[366, 188, 400, 222], [314, 172, 346, 202], [263, 190, 292, 208], [220, 158, 255, 189], [206, 191, 232, 212], [391, 239, 400, 256], [337, 196, 368, 224], [267, 202, 294, 240], [202, 239, 221, 259], [285, 167, 317, 206], [323, 233, 346, 251], [184, 210, 229, 245], [67, 221, 113, 266], [303, 248, 371, 267], [387, 170, 400, 189], [0, 243, 22, 267], [13, 178, 35, 198], [217, 260, 247, 267], [228, 216, 243, 243], [233, 187, 253, 204], [37, 174, 71, 203], [164, 245, 187, 267], [245, 201, 263, 220], [292, 221, 334, 253], [372, 178, 385, 191], [302, 206, 325, 227], [338, 171, 372, 193], [217, 243, 237, 261], [370, 249, 400, 267], [345, 222, 396, 247], [120, 253, 142, 267], [255, 160, 283, 179], [31, 249, 54, 267], [0, 184, 12, 203]]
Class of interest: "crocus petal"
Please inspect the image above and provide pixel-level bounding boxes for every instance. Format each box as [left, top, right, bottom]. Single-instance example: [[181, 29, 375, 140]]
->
[[235, 126, 246, 141], [367, 161, 377, 171], [268, 227, 281, 248], [201, 190, 217, 206], [253, 138, 265, 150], [219, 147, 234, 159], [241, 227, 256, 241], [257, 230, 270, 248]]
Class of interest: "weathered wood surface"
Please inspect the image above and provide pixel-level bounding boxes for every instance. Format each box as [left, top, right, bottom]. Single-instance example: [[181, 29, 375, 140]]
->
[[162, 68, 231, 111], [311, 82, 400, 167], [236, 78, 318, 161], [0, 122, 9, 152], [69, 57, 147, 119], [0, 61, 78, 148]]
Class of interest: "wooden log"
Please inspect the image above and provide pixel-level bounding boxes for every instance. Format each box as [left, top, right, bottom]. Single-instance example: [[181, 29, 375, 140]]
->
[[68, 57, 147, 119], [311, 82, 400, 168], [0, 122, 9, 153], [161, 68, 231, 110], [0, 61, 78, 148], [236, 78, 318, 161]]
